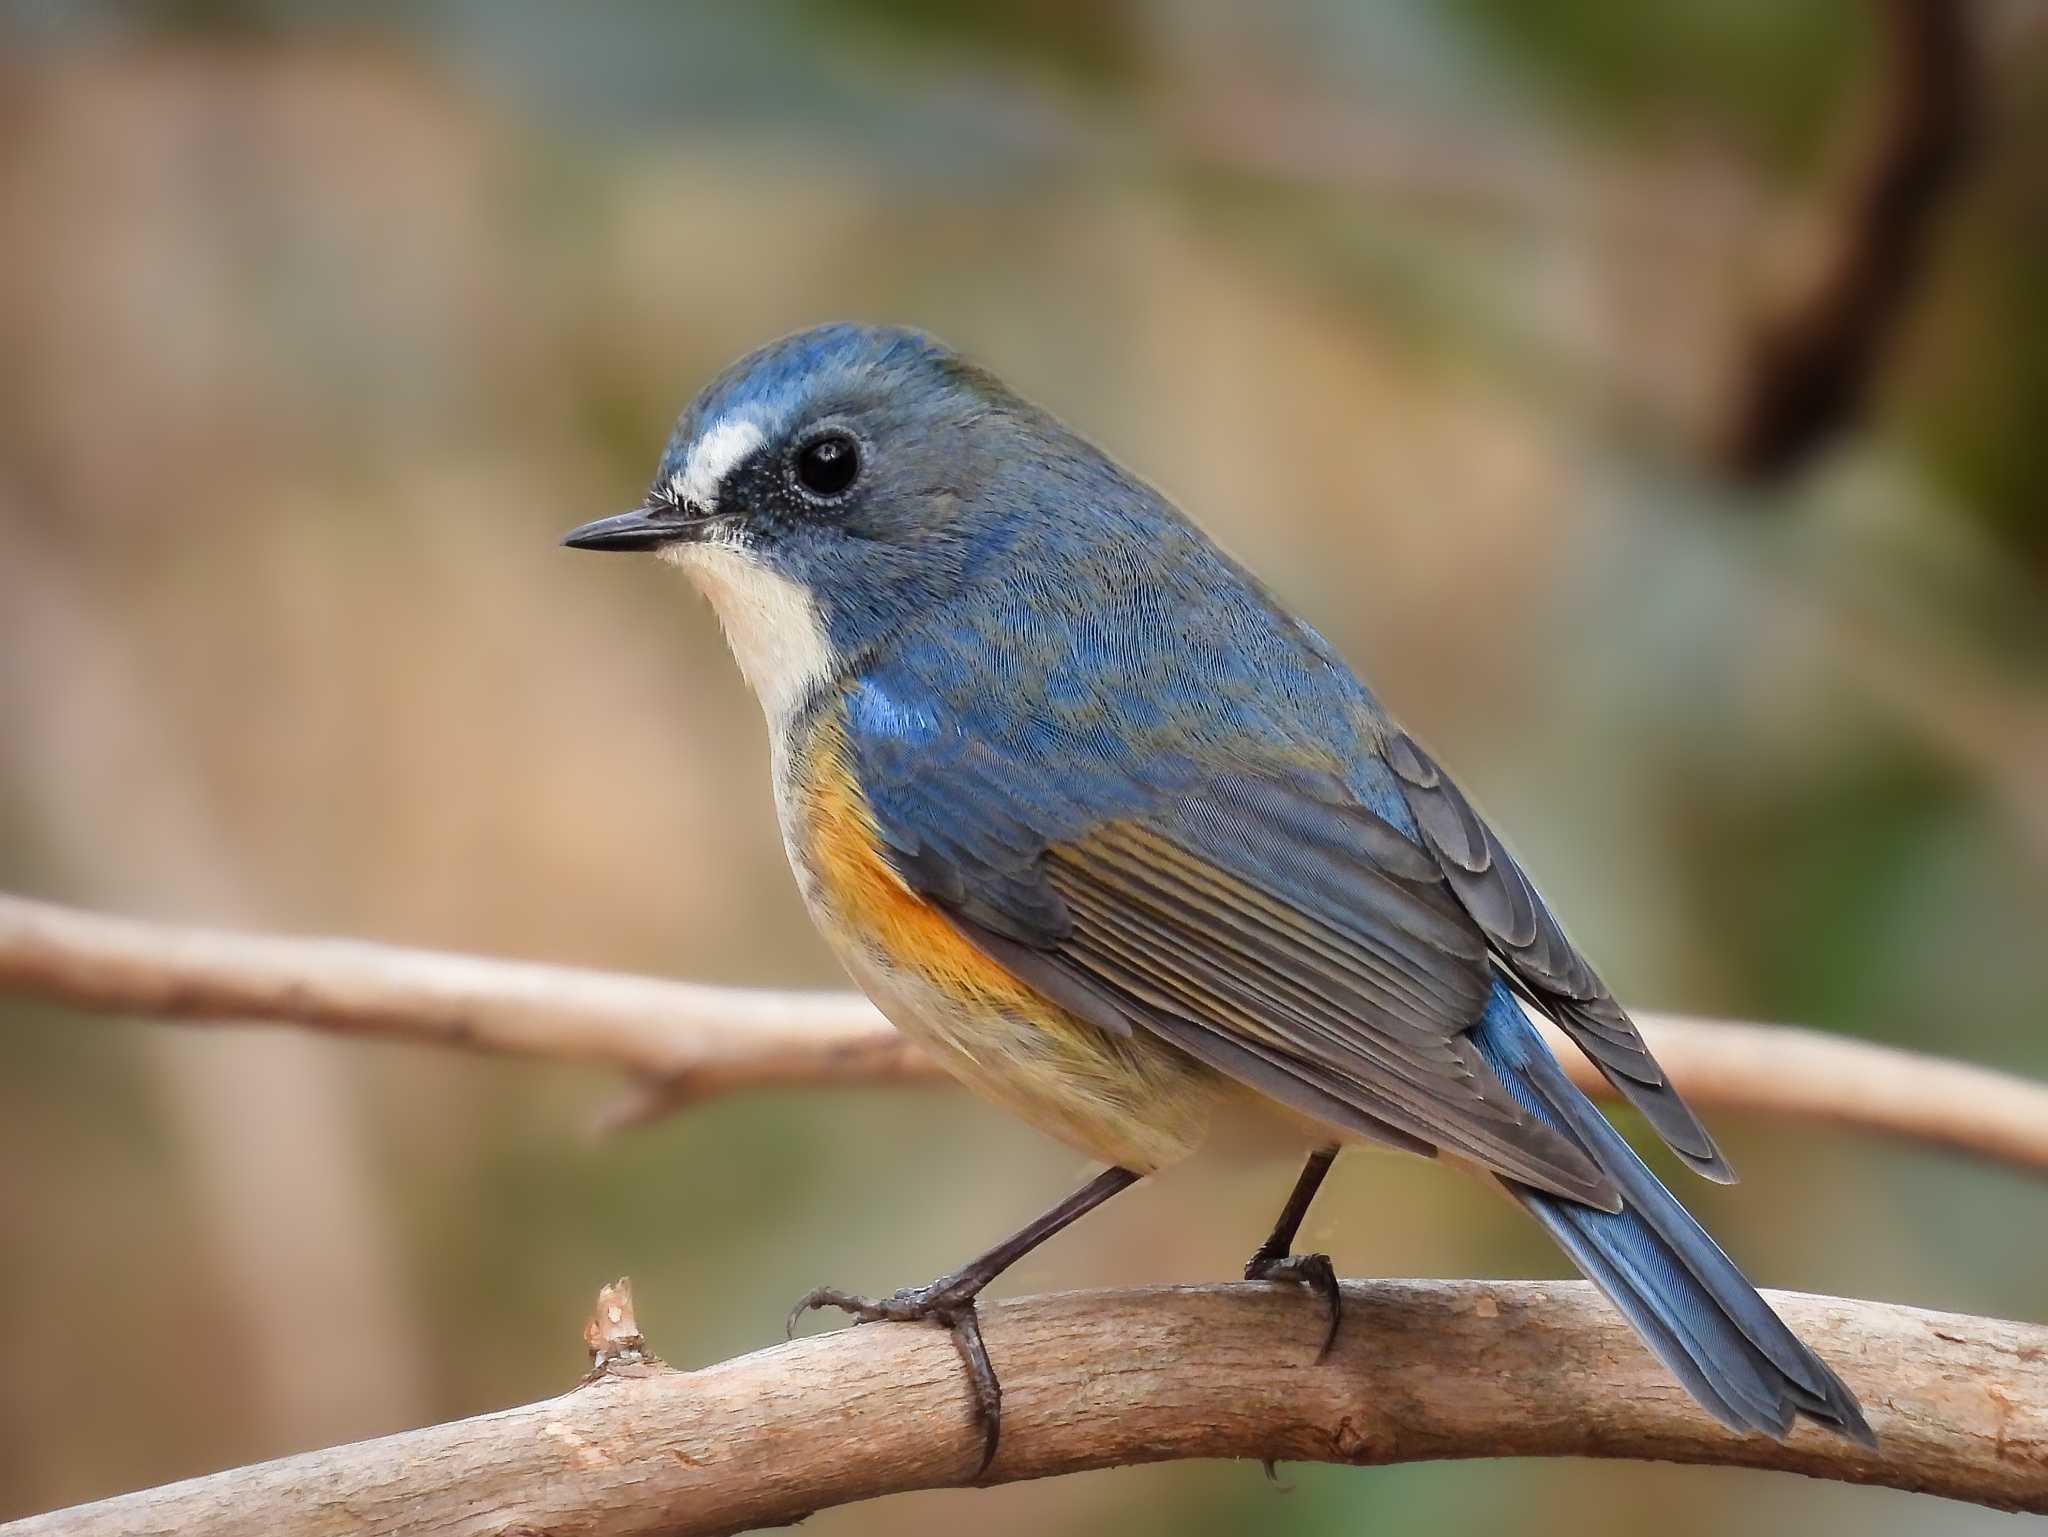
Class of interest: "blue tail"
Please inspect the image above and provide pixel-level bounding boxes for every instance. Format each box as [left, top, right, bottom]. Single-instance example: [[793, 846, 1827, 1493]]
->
[[1472, 986, 1874, 1444]]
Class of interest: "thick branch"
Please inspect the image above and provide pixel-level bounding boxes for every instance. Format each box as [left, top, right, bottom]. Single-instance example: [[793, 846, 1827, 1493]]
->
[[3, 892, 2046, 1171], [8, 1281, 2043, 1533]]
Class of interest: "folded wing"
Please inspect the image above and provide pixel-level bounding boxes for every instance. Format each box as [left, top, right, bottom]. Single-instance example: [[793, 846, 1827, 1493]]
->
[[874, 743, 1621, 1207], [1383, 731, 1732, 1181]]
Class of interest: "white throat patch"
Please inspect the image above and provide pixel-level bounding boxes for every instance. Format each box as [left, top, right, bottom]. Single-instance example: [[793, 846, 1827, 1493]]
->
[[670, 415, 767, 513], [660, 536, 838, 724]]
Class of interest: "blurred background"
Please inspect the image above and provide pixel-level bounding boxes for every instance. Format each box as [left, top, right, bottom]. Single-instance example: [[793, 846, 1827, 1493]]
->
[[2, 2, 2045, 1531]]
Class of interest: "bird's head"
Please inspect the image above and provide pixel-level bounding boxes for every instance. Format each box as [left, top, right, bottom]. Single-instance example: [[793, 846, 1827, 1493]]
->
[[563, 323, 1047, 719]]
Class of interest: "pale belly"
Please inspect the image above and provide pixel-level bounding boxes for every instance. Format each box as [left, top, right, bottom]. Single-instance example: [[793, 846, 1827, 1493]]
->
[[828, 924, 1223, 1176]]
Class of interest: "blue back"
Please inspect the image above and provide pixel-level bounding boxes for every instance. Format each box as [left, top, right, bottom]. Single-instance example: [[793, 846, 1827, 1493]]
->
[[835, 460, 1422, 872]]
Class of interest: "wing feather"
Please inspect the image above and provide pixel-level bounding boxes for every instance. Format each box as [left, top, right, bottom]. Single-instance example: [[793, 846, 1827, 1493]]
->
[[1046, 822, 1615, 1204], [1386, 731, 1733, 1180], [870, 746, 1622, 1205]]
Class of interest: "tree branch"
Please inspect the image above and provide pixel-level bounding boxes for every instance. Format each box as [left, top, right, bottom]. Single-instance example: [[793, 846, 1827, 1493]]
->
[[6, 1280, 2042, 1533], [3, 892, 2046, 1172], [1713, 0, 1977, 481]]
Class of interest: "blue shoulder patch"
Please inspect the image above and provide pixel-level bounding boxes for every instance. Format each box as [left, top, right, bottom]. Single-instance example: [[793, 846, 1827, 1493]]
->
[[845, 674, 942, 750]]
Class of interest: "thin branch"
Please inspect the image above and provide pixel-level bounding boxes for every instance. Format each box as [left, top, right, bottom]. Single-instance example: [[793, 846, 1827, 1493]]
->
[[7, 1280, 2043, 1534], [0, 891, 905, 1083], [3, 892, 2046, 1172], [1714, 0, 1977, 481]]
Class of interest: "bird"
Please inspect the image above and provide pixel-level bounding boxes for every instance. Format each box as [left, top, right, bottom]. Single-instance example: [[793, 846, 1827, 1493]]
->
[[561, 322, 1873, 1471]]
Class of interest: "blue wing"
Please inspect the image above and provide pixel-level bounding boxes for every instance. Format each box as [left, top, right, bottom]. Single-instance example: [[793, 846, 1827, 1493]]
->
[[837, 593, 1629, 1204], [833, 575, 1864, 1443]]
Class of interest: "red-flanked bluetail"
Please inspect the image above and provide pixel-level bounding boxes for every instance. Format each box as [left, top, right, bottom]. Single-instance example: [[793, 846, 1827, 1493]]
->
[[563, 324, 1874, 1472]]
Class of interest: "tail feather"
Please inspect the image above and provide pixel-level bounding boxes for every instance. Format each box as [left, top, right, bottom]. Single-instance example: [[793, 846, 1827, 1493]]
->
[[1473, 987, 1875, 1445]]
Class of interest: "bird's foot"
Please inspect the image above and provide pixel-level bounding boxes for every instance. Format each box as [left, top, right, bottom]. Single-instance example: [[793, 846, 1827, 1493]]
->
[[787, 1277, 1001, 1476], [1243, 1246, 1343, 1361]]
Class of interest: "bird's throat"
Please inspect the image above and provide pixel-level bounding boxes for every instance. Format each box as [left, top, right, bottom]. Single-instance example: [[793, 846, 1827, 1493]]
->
[[661, 539, 840, 723]]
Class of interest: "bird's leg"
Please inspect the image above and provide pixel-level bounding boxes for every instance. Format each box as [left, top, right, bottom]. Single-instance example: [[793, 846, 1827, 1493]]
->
[[1243, 1144, 1343, 1360], [787, 1164, 1140, 1475]]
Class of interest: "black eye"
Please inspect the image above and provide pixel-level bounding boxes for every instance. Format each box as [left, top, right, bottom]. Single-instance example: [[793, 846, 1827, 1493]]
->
[[794, 432, 860, 500]]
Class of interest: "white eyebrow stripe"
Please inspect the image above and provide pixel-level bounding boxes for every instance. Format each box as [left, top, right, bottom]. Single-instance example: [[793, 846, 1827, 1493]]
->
[[670, 416, 767, 511]]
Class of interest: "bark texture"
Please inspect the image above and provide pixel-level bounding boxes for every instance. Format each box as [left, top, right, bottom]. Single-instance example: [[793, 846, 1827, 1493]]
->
[[8, 1282, 2043, 1534]]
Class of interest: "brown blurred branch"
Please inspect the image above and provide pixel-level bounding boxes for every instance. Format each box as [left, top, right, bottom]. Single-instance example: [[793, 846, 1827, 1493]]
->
[[1715, 0, 1978, 481], [8, 1279, 2043, 1533], [0, 891, 906, 1084], [4, 891, 2047, 1172]]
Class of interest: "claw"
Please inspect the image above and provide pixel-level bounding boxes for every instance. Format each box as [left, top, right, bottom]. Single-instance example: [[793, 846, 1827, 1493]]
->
[[1245, 1249, 1343, 1361], [787, 1285, 879, 1338], [787, 1280, 1002, 1475], [941, 1305, 1002, 1477]]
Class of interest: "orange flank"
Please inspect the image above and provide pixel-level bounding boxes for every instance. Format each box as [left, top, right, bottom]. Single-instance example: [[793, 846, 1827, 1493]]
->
[[796, 723, 1048, 1019], [783, 708, 1221, 1174]]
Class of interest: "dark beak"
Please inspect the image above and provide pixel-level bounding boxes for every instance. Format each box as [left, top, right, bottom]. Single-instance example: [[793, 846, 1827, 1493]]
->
[[560, 506, 691, 552]]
